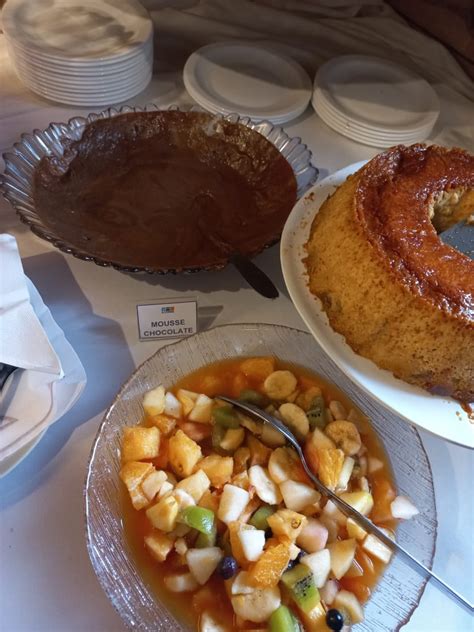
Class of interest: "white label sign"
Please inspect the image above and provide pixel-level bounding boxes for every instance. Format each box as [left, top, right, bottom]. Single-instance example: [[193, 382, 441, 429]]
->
[[137, 300, 197, 341]]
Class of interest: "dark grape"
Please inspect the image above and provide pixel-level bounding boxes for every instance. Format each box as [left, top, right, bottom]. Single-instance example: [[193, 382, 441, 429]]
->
[[217, 555, 238, 579]]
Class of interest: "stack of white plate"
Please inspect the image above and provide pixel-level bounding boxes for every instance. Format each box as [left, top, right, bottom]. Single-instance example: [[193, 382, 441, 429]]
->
[[1, 0, 153, 107], [183, 42, 312, 124], [312, 55, 440, 147]]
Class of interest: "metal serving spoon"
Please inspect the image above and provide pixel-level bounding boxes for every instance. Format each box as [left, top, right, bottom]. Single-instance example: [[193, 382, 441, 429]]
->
[[220, 396, 473, 613]]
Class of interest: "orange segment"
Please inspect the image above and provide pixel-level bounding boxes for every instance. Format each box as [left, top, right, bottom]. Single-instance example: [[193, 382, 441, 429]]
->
[[247, 542, 291, 588], [318, 447, 344, 489]]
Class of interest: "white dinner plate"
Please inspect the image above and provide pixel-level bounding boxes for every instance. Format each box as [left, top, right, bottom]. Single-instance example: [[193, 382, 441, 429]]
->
[[183, 42, 312, 123], [1, 0, 153, 63], [14, 61, 152, 95], [18, 72, 152, 106], [312, 86, 437, 136], [281, 162, 474, 448], [312, 99, 433, 148], [0, 278, 87, 463], [312, 91, 435, 139], [316, 55, 439, 133], [6, 37, 153, 79]]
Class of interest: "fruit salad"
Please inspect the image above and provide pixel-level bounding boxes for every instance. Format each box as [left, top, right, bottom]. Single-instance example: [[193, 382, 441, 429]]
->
[[120, 357, 419, 631]]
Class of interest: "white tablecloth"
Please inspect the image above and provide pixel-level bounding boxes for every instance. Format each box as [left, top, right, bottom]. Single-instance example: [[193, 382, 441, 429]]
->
[[0, 31, 473, 632]]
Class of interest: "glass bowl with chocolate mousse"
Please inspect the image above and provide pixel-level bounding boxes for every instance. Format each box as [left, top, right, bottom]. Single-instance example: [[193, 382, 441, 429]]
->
[[0, 105, 317, 273]]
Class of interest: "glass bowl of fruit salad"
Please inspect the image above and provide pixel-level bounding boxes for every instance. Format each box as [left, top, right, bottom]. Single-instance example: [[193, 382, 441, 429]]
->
[[85, 324, 436, 631]]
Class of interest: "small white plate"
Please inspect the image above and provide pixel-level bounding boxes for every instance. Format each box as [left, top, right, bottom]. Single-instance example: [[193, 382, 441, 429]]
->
[[0, 278, 87, 463], [183, 42, 312, 123], [281, 162, 474, 448], [316, 55, 439, 133], [2, 0, 153, 62]]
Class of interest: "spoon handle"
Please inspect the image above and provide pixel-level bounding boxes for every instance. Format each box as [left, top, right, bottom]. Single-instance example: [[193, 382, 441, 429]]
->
[[219, 396, 474, 614]]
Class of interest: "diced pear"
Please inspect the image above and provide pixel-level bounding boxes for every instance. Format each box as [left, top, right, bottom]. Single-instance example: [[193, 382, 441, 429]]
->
[[333, 590, 364, 624], [267, 509, 307, 541], [300, 548, 331, 588], [390, 495, 419, 520], [177, 389, 199, 416], [220, 428, 245, 451], [278, 403, 310, 438], [141, 470, 168, 502], [198, 455, 234, 487], [296, 518, 328, 553], [321, 500, 346, 526], [175, 537, 188, 556], [144, 532, 174, 562], [289, 543, 301, 560], [146, 495, 179, 532], [173, 488, 196, 509], [164, 392, 183, 419], [346, 517, 367, 541], [168, 429, 202, 478], [186, 547, 224, 585], [279, 480, 320, 512], [249, 465, 282, 505], [238, 528, 266, 562], [368, 456, 384, 474], [260, 423, 286, 447], [362, 534, 392, 563], [188, 394, 213, 423], [328, 539, 357, 579], [143, 385, 166, 416], [158, 480, 174, 499], [122, 426, 160, 463], [231, 570, 255, 594], [320, 579, 338, 605], [336, 456, 355, 491], [164, 572, 199, 592], [176, 469, 210, 502], [231, 586, 281, 623], [339, 491, 374, 516], [199, 611, 228, 632], [218, 484, 250, 525], [119, 461, 154, 509]]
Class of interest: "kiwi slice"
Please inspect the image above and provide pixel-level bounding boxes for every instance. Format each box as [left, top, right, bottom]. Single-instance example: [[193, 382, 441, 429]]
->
[[281, 564, 320, 613], [270, 605, 301, 631], [307, 395, 327, 430], [249, 505, 276, 530]]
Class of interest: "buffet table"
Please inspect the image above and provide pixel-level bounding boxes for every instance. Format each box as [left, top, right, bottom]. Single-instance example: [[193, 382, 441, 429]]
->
[[0, 35, 473, 631]]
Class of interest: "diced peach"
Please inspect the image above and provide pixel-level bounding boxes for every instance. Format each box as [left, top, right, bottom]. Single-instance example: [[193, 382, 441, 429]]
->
[[296, 518, 328, 553], [371, 476, 396, 523], [153, 436, 169, 470], [247, 542, 291, 588], [178, 421, 212, 443], [200, 375, 224, 396], [198, 454, 234, 487], [247, 435, 272, 467], [339, 577, 372, 604], [234, 447, 251, 474], [198, 490, 220, 513], [149, 414, 176, 435], [240, 357, 275, 381], [231, 373, 250, 397]]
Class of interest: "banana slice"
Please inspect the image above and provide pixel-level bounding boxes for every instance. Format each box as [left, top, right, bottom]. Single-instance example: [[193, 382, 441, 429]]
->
[[325, 421, 361, 456], [249, 465, 282, 504], [278, 403, 309, 438], [263, 370, 297, 400]]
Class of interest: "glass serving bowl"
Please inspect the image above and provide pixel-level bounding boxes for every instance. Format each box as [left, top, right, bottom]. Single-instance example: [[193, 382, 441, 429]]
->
[[84, 323, 436, 631], [0, 104, 318, 274]]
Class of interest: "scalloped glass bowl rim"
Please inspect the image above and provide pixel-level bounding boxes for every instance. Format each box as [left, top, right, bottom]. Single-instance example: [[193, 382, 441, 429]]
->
[[0, 104, 318, 274]]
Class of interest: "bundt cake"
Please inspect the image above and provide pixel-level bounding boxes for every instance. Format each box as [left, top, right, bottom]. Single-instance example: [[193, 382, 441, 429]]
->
[[305, 144, 474, 402]]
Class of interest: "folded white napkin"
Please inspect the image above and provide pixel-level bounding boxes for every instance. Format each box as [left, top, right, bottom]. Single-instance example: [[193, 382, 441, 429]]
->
[[0, 234, 62, 375]]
